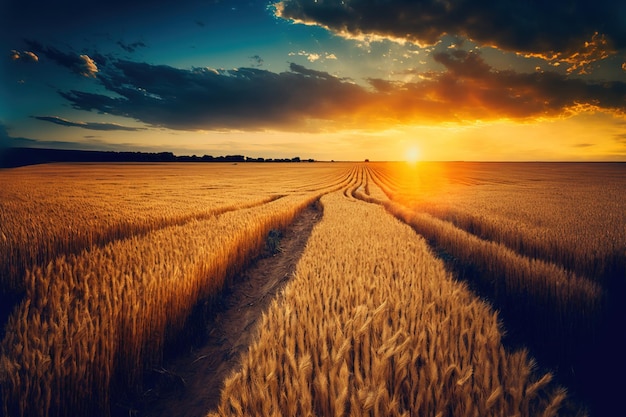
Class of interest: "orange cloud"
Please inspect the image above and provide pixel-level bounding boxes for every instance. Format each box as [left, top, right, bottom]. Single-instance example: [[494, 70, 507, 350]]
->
[[10, 50, 39, 62], [79, 55, 98, 78], [23, 41, 98, 77], [523, 32, 615, 74], [59, 52, 626, 132], [358, 50, 626, 126]]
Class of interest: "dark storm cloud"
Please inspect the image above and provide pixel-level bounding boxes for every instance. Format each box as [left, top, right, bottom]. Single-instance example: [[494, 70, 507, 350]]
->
[[289, 63, 340, 79], [57, 52, 626, 130], [24, 40, 98, 77], [60, 60, 368, 130], [33, 116, 146, 131], [275, 0, 626, 71]]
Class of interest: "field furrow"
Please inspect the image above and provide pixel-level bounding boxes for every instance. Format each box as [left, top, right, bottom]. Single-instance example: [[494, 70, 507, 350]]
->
[[208, 189, 582, 417], [1, 162, 622, 417], [141, 201, 323, 417], [367, 163, 626, 284], [0, 164, 352, 296], [359, 163, 625, 416], [0, 164, 351, 417]]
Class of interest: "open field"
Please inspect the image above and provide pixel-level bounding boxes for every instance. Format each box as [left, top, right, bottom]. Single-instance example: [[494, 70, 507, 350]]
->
[[0, 162, 351, 416], [209, 191, 576, 417], [362, 162, 626, 416], [0, 163, 351, 296], [1, 162, 624, 417]]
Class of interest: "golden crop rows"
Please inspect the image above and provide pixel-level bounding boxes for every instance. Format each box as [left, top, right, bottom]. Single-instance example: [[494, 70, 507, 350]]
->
[[355, 162, 625, 416], [0, 163, 352, 417], [209, 190, 581, 417], [0, 163, 351, 295], [367, 162, 626, 283], [360, 162, 619, 348], [1, 162, 619, 416], [358, 171, 604, 338]]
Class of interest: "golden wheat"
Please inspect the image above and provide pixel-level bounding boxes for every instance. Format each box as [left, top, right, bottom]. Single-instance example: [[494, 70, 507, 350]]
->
[[208, 188, 584, 417], [0, 163, 353, 295], [1, 162, 612, 416], [0, 163, 352, 417], [356, 164, 605, 360], [367, 162, 626, 283], [356, 162, 622, 416]]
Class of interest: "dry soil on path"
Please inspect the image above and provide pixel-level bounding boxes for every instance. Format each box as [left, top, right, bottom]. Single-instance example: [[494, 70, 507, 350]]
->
[[139, 201, 322, 417]]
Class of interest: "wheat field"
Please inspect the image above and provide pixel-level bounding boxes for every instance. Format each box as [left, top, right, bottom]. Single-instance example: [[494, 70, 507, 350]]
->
[[1, 161, 623, 417], [209, 190, 578, 417], [359, 162, 626, 416], [0, 163, 352, 295], [0, 163, 351, 416]]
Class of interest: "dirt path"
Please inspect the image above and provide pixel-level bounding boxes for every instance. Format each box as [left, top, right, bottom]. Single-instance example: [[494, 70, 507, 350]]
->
[[139, 201, 322, 417]]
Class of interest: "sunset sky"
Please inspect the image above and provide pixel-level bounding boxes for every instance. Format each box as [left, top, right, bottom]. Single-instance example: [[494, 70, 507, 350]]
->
[[1, 0, 625, 161]]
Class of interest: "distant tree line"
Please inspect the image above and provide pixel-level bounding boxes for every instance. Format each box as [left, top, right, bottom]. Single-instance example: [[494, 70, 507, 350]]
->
[[0, 147, 315, 168]]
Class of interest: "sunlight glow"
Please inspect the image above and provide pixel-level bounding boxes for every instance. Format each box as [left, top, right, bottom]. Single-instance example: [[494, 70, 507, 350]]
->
[[405, 146, 421, 163]]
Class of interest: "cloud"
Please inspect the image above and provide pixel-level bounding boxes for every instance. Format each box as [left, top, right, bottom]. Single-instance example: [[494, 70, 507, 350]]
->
[[371, 50, 626, 122], [250, 55, 264, 67], [275, 0, 626, 73], [56, 53, 626, 131], [10, 50, 39, 62], [79, 55, 98, 78], [0, 123, 114, 150], [306, 53, 320, 62], [24, 40, 98, 77], [288, 50, 338, 62], [117, 40, 147, 53], [60, 60, 367, 130], [33, 116, 146, 131]]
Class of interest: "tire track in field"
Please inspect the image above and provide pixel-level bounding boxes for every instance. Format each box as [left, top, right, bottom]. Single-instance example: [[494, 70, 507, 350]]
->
[[365, 165, 599, 285], [136, 167, 370, 417], [0, 166, 355, 416], [1, 169, 356, 337], [353, 165, 609, 417], [3, 167, 355, 295], [341, 164, 364, 200], [0, 194, 286, 332], [367, 164, 614, 283], [134, 171, 355, 417], [137, 201, 323, 417]]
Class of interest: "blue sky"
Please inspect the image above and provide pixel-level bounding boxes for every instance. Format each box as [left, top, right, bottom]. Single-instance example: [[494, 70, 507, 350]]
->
[[1, 0, 626, 161]]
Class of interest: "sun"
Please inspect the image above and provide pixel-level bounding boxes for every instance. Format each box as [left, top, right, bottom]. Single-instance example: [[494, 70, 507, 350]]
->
[[405, 146, 421, 164]]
